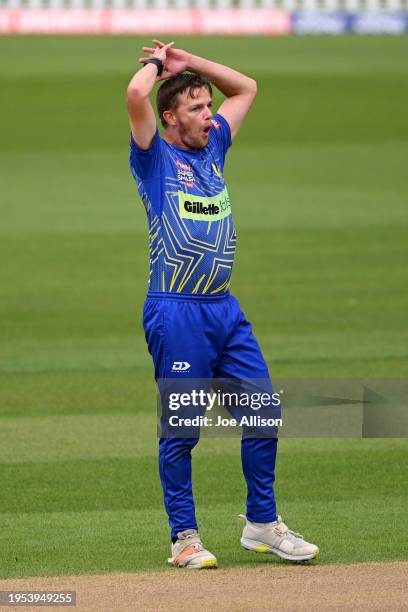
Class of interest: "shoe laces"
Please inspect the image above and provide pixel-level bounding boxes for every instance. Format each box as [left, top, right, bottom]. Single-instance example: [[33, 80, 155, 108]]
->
[[276, 517, 304, 540], [183, 533, 204, 550]]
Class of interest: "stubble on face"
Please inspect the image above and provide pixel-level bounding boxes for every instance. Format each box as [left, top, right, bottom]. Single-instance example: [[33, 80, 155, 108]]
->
[[173, 89, 213, 151], [177, 117, 208, 150]]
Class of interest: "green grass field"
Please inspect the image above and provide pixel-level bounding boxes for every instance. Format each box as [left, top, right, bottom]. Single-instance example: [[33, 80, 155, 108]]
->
[[0, 36, 407, 579]]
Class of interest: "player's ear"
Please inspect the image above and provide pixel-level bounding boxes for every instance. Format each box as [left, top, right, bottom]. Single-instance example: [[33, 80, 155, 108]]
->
[[163, 110, 177, 127]]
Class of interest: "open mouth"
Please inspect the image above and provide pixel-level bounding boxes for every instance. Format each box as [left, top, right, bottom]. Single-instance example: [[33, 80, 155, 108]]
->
[[203, 125, 211, 136]]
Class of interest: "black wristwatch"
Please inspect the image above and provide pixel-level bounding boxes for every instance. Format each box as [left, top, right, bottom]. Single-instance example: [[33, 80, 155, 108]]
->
[[144, 58, 164, 77]]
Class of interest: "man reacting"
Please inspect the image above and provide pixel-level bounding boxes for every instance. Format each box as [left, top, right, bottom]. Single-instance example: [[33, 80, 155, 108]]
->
[[127, 40, 319, 569]]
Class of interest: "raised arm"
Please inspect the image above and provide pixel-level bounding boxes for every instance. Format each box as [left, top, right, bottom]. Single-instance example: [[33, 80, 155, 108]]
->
[[126, 42, 174, 150], [186, 55, 257, 140], [134, 40, 257, 142], [149, 40, 257, 141]]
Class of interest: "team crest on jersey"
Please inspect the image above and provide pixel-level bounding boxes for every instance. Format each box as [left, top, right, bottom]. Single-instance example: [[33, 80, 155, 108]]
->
[[176, 159, 195, 189]]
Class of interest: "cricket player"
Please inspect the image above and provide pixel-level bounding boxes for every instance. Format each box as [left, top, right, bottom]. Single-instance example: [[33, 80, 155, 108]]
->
[[127, 40, 319, 569]]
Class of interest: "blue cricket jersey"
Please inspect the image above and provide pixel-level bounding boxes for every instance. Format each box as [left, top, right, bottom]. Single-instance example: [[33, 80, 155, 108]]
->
[[129, 113, 236, 295]]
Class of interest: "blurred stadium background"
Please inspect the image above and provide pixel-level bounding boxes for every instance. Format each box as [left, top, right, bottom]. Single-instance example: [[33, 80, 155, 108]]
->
[[1, 0, 408, 34]]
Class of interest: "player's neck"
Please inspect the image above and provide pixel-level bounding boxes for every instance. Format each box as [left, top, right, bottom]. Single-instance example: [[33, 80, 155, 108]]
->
[[163, 129, 195, 152]]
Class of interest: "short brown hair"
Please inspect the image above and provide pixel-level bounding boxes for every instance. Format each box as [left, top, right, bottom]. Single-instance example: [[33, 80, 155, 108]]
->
[[157, 73, 213, 128]]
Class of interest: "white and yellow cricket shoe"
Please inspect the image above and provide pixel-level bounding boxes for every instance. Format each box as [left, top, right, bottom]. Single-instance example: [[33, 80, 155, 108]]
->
[[168, 529, 218, 569], [239, 514, 319, 562]]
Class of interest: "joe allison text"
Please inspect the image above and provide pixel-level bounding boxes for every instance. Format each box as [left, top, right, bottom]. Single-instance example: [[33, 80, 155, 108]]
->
[[168, 415, 283, 427]]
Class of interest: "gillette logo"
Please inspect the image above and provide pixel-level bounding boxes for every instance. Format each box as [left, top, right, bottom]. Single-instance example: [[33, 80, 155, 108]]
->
[[178, 187, 231, 222], [184, 201, 220, 216]]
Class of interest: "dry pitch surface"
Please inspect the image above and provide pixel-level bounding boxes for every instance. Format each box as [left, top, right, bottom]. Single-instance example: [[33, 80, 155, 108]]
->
[[0, 562, 407, 611]]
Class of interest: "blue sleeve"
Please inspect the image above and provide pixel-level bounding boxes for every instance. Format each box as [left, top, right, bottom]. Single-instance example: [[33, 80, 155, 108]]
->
[[209, 113, 232, 169], [129, 129, 163, 180]]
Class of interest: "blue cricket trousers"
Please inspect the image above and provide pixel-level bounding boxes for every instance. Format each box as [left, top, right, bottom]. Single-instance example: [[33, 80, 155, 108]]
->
[[143, 291, 278, 540]]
